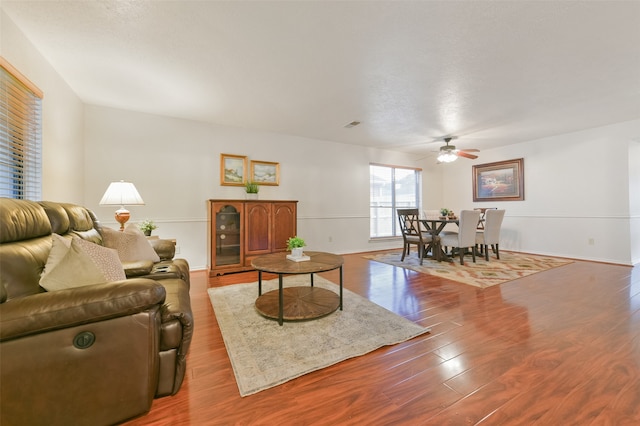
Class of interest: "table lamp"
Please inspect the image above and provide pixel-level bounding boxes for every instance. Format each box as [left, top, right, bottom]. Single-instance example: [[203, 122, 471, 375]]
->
[[99, 181, 145, 231]]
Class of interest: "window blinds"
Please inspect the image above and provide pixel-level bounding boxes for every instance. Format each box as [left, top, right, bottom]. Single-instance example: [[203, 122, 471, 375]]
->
[[0, 58, 42, 200]]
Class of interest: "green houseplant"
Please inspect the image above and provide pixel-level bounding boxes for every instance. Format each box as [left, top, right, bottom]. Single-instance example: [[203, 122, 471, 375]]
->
[[245, 181, 259, 193], [139, 219, 157, 236], [286, 236, 306, 258], [286, 236, 305, 250], [439, 208, 450, 217], [245, 181, 259, 199]]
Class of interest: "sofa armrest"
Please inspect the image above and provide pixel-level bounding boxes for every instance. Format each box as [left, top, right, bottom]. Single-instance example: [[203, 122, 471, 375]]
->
[[149, 238, 176, 261], [0, 279, 166, 341], [159, 279, 193, 331], [123, 259, 155, 277]]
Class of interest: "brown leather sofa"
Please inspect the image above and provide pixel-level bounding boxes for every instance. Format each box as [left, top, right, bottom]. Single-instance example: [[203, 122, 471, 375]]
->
[[0, 198, 193, 426]]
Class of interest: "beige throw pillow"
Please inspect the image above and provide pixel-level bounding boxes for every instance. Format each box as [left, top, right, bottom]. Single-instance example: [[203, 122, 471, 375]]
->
[[42, 233, 72, 275], [74, 238, 126, 282], [40, 237, 126, 291], [101, 225, 161, 263]]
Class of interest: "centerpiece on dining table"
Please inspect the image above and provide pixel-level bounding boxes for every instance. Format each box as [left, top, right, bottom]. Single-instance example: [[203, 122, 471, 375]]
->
[[439, 208, 457, 220], [440, 207, 457, 220]]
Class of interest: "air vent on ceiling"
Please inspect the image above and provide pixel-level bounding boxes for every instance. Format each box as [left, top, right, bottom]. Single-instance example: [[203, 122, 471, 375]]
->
[[344, 121, 361, 128]]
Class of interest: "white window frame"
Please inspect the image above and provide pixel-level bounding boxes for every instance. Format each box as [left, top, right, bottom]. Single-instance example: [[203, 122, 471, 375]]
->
[[370, 163, 422, 238]]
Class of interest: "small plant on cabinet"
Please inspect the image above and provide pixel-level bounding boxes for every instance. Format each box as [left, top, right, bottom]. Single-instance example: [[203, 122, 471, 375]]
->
[[245, 181, 259, 194]]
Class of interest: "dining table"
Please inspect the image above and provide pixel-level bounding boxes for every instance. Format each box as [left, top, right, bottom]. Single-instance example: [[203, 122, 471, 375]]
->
[[420, 217, 459, 261], [420, 216, 484, 262]]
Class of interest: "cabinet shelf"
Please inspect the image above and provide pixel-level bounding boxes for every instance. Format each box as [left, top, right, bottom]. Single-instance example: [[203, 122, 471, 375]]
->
[[207, 200, 298, 276]]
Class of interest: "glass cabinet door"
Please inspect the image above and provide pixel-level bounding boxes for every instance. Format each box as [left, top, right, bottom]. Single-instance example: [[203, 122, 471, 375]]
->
[[215, 205, 241, 266]]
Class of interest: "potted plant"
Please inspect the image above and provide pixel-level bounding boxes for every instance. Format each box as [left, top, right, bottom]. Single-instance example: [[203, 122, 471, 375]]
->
[[139, 219, 157, 236], [286, 236, 306, 258], [245, 181, 259, 199], [439, 208, 450, 219]]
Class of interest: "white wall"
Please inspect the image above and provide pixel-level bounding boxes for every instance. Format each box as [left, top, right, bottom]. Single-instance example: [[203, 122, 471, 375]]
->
[[83, 105, 419, 270], [420, 119, 640, 265], [629, 138, 640, 264], [1, 11, 85, 202], [4, 10, 637, 267]]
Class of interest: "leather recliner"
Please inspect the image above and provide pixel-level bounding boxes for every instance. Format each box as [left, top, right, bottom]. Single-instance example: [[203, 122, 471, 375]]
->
[[0, 198, 193, 426]]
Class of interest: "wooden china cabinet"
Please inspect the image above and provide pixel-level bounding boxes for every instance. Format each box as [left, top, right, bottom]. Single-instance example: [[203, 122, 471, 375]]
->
[[207, 200, 297, 275]]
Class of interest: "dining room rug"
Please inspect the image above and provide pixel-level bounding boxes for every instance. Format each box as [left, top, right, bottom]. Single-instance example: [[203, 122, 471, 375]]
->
[[207, 275, 430, 397], [363, 250, 573, 288]]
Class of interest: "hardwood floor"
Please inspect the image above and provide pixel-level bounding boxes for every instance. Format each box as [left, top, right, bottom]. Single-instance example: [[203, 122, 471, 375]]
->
[[124, 251, 639, 425]]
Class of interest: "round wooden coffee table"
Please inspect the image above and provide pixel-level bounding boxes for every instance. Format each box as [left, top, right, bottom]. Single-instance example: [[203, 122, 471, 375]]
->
[[251, 251, 344, 325]]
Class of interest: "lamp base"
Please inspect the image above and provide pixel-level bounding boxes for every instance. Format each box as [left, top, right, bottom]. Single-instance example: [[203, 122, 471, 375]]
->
[[115, 208, 130, 231]]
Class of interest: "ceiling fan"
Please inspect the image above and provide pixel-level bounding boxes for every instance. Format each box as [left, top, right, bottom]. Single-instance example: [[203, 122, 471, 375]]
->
[[437, 137, 479, 163]]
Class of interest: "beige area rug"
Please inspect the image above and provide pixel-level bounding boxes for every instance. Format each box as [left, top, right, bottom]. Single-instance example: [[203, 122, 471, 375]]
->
[[207, 276, 430, 397], [364, 250, 573, 288]]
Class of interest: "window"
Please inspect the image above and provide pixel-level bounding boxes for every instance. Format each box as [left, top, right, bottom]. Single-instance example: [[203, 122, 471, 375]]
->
[[370, 164, 421, 238], [0, 58, 43, 200]]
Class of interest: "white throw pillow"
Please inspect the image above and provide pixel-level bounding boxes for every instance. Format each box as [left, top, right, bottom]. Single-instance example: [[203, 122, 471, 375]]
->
[[40, 237, 126, 291], [101, 224, 161, 263]]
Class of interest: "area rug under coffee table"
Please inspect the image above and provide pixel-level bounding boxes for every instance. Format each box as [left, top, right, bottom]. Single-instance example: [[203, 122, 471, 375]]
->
[[207, 275, 430, 397], [364, 250, 573, 288]]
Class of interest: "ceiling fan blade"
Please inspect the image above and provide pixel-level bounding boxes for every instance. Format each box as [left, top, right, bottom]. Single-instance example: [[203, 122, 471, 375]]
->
[[459, 148, 480, 152], [457, 151, 478, 159]]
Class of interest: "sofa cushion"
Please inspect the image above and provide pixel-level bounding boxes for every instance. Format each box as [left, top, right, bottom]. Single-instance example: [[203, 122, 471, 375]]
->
[[60, 203, 104, 244], [40, 237, 125, 291], [38, 201, 71, 235], [0, 199, 51, 243], [101, 225, 160, 263]]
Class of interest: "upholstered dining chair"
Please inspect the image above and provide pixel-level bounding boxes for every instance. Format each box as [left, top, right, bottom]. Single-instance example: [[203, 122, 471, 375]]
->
[[474, 207, 496, 230], [439, 210, 482, 265], [475, 209, 505, 261], [397, 208, 437, 265]]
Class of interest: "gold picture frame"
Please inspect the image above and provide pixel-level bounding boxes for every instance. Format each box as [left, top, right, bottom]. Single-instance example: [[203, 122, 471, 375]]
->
[[220, 154, 247, 186], [250, 160, 280, 186], [473, 158, 524, 201]]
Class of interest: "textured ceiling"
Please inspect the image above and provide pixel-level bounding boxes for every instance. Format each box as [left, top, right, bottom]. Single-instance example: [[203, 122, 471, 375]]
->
[[2, 1, 639, 156]]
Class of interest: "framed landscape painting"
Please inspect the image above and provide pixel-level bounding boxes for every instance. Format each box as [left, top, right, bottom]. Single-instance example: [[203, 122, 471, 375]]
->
[[250, 160, 280, 186], [473, 158, 524, 201], [220, 154, 247, 186]]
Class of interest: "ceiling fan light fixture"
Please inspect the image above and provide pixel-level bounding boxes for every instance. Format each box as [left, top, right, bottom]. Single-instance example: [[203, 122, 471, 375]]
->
[[437, 151, 458, 163]]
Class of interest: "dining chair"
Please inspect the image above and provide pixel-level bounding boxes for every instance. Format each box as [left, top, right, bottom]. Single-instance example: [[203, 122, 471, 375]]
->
[[397, 208, 437, 265], [422, 209, 441, 220], [475, 209, 505, 261], [439, 210, 482, 265], [474, 207, 496, 230]]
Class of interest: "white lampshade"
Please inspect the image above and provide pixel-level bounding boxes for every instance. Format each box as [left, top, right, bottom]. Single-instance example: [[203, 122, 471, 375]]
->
[[99, 181, 145, 231], [99, 181, 145, 207]]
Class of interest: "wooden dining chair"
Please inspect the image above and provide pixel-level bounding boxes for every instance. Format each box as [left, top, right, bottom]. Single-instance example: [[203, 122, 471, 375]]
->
[[475, 209, 505, 261], [397, 208, 437, 265], [439, 210, 482, 265]]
